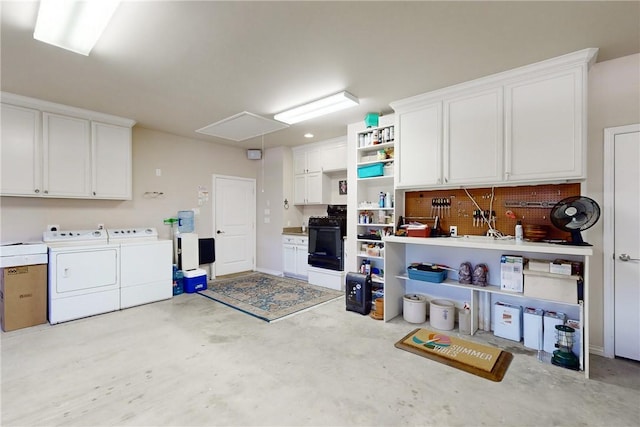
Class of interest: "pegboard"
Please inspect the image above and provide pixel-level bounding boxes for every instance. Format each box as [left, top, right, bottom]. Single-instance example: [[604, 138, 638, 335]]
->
[[403, 183, 580, 240]]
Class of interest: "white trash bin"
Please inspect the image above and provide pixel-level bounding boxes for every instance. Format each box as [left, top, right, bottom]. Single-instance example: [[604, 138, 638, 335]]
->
[[430, 299, 455, 330], [403, 294, 427, 323]]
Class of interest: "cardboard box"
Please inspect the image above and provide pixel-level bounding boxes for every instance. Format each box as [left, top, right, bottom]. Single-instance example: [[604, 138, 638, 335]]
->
[[500, 255, 525, 293], [528, 259, 550, 273], [550, 259, 583, 276], [543, 311, 565, 353], [523, 307, 544, 350], [523, 267, 580, 304], [493, 302, 522, 342], [0, 264, 47, 332]]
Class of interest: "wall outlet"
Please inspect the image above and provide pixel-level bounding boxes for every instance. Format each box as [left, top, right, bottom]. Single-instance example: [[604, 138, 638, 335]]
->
[[449, 226, 458, 237], [47, 224, 60, 232]]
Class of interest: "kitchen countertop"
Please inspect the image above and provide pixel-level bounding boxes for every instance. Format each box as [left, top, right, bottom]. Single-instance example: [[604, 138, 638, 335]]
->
[[282, 227, 308, 236]]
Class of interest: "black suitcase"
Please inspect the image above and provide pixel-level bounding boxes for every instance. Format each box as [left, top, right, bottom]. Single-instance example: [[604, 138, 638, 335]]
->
[[345, 272, 372, 315]]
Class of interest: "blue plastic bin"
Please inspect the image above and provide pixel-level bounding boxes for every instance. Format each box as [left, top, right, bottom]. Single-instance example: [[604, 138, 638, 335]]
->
[[358, 163, 384, 178]]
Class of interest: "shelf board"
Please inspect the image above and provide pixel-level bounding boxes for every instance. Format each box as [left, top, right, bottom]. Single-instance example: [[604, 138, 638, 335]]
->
[[357, 141, 394, 152], [357, 175, 394, 183], [357, 252, 384, 259], [357, 159, 394, 167], [358, 223, 392, 227], [357, 207, 394, 211], [384, 235, 593, 257], [397, 275, 582, 307]]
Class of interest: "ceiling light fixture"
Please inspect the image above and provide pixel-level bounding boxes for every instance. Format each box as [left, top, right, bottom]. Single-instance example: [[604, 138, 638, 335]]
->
[[274, 91, 359, 125], [33, 0, 121, 55]]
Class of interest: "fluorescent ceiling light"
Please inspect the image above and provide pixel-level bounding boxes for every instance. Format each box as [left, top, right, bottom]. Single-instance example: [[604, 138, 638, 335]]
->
[[274, 91, 359, 125], [34, 0, 121, 55]]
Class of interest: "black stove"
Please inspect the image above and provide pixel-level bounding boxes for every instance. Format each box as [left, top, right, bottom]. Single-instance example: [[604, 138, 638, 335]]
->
[[308, 205, 347, 271]]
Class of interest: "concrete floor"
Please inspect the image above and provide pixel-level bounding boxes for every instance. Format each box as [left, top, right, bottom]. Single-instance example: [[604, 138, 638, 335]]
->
[[1, 292, 639, 426]]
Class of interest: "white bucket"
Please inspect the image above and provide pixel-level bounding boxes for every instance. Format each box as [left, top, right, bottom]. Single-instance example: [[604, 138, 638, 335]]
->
[[403, 294, 427, 323], [430, 299, 455, 330]]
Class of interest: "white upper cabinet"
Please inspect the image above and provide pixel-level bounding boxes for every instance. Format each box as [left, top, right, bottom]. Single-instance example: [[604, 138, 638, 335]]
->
[[92, 122, 132, 199], [291, 137, 345, 205], [0, 92, 135, 199], [294, 147, 322, 174], [0, 104, 42, 196], [43, 113, 92, 197], [505, 68, 584, 182], [395, 102, 442, 188], [390, 48, 597, 189], [320, 140, 347, 172], [444, 87, 503, 185]]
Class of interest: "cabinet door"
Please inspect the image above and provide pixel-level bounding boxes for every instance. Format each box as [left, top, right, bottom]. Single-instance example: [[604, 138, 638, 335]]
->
[[505, 67, 584, 182], [322, 143, 347, 172], [444, 88, 503, 185], [306, 148, 323, 173], [43, 113, 91, 197], [396, 103, 442, 188], [305, 172, 324, 204], [293, 151, 307, 175], [293, 174, 307, 205], [0, 104, 42, 196], [92, 122, 132, 199], [283, 244, 296, 275], [295, 244, 309, 277]]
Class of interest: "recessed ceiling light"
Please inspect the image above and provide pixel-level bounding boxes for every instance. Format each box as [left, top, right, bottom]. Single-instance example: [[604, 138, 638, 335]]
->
[[304, 133, 314, 138]]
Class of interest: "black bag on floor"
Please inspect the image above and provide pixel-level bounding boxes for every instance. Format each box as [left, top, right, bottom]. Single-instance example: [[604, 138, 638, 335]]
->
[[345, 272, 372, 315]]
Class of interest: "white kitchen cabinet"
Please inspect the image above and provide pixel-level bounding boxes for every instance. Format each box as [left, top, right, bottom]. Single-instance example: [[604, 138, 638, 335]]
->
[[92, 122, 132, 199], [0, 92, 135, 200], [43, 112, 92, 197], [282, 235, 308, 279], [383, 235, 592, 378], [293, 171, 329, 205], [321, 141, 347, 172], [293, 147, 322, 174], [0, 103, 41, 196], [443, 87, 503, 185], [390, 48, 597, 189], [394, 102, 442, 188], [505, 67, 585, 182]]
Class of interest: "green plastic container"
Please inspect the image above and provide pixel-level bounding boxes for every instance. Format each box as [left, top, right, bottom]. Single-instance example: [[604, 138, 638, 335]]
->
[[364, 113, 379, 128]]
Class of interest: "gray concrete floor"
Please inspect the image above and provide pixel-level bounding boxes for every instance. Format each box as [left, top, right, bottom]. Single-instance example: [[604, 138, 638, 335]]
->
[[1, 293, 639, 426]]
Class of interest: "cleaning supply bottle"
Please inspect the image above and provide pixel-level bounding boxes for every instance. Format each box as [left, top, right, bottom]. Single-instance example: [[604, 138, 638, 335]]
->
[[379, 192, 385, 208], [515, 220, 523, 242]]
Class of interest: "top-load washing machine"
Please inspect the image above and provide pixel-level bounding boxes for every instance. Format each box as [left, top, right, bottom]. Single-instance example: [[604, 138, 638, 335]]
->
[[43, 229, 119, 324], [107, 227, 172, 309]]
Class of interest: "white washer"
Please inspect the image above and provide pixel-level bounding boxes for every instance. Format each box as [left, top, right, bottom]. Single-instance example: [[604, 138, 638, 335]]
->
[[43, 229, 119, 324], [107, 227, 173, 309]]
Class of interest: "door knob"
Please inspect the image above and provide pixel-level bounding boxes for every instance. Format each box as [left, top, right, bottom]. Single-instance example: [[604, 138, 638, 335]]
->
[[619, 253, 639, 261], [216, 230, 225, 234]]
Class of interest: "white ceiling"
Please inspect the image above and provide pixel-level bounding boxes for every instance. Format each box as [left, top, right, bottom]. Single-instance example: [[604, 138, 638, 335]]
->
[[1, 1, 639, 150]]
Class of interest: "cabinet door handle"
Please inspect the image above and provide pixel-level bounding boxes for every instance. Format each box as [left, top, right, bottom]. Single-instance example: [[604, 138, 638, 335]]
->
[[216, 230, 225, 234], [34, 189, 40, 193], [44, 190, 48, 194]]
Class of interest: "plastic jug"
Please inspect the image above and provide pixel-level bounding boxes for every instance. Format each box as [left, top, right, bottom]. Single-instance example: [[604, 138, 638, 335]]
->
[[178, 210, 194, 233]]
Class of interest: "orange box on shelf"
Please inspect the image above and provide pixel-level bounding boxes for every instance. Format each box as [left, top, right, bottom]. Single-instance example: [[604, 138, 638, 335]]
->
[[407, 228, 431, 237]]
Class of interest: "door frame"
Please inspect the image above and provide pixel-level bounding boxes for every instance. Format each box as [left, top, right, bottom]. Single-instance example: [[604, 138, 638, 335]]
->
[[211, 174, 256, 278], [603, 123, 640, 358]]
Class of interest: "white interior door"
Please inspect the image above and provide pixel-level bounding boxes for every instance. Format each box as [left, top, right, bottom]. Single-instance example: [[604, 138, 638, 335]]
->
[[213, 175, 256, 276], [604, 124, 640, 361]]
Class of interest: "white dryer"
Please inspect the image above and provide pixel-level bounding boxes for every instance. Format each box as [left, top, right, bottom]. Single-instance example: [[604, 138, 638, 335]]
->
[[43, 229, 119, 324], [107, 227, 172, 309]]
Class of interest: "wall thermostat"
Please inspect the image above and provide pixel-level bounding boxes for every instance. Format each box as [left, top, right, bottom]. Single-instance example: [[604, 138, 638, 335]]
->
[[247, 149, 262, 160]]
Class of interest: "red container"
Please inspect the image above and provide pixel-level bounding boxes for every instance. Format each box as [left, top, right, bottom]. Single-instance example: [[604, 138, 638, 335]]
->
[[407, 228, 431, 237]]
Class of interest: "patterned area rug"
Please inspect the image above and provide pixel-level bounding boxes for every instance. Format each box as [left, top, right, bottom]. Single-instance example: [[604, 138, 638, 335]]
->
[[197, 272, 343, 322]]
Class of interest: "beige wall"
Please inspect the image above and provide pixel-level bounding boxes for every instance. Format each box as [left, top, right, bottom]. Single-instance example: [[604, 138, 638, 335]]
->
[[586, 53, 640, 353], [0, 127, 257, 242]]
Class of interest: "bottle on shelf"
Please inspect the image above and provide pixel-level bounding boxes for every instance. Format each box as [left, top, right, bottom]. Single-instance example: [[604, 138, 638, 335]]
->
[[379, 192, 385, 208], [515, 220, 523, 242]]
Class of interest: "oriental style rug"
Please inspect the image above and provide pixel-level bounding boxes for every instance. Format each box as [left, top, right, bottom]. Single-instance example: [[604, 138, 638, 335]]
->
[[395, 328, 513, 382], [197, 272, 343, 322]]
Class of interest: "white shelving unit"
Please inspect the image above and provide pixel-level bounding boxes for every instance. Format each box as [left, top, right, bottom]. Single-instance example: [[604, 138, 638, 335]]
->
[[383, 235, 593, 378], [355, 123, 395, 287]]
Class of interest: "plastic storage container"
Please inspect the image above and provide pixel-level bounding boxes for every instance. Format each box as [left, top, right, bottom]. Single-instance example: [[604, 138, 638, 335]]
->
[[178, 210, 195, 233], [357, 163, 384, 178], [407, 265, 447, 283], [173, 265, 184, 296], [183, 268, 207, 293], [430, 299, 455, 330]]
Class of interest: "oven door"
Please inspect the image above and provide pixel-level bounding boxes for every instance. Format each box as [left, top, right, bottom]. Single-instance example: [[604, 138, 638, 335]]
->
[[308, 225, 344, 271]]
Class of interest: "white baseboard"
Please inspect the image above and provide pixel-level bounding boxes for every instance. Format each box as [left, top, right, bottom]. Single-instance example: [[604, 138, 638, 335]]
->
[[255, 267, 284, 277]]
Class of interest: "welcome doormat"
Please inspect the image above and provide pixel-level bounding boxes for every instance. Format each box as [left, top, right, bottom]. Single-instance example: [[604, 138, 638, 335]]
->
[[395, 328, 513, 382], [198, 272, 343, 322]]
